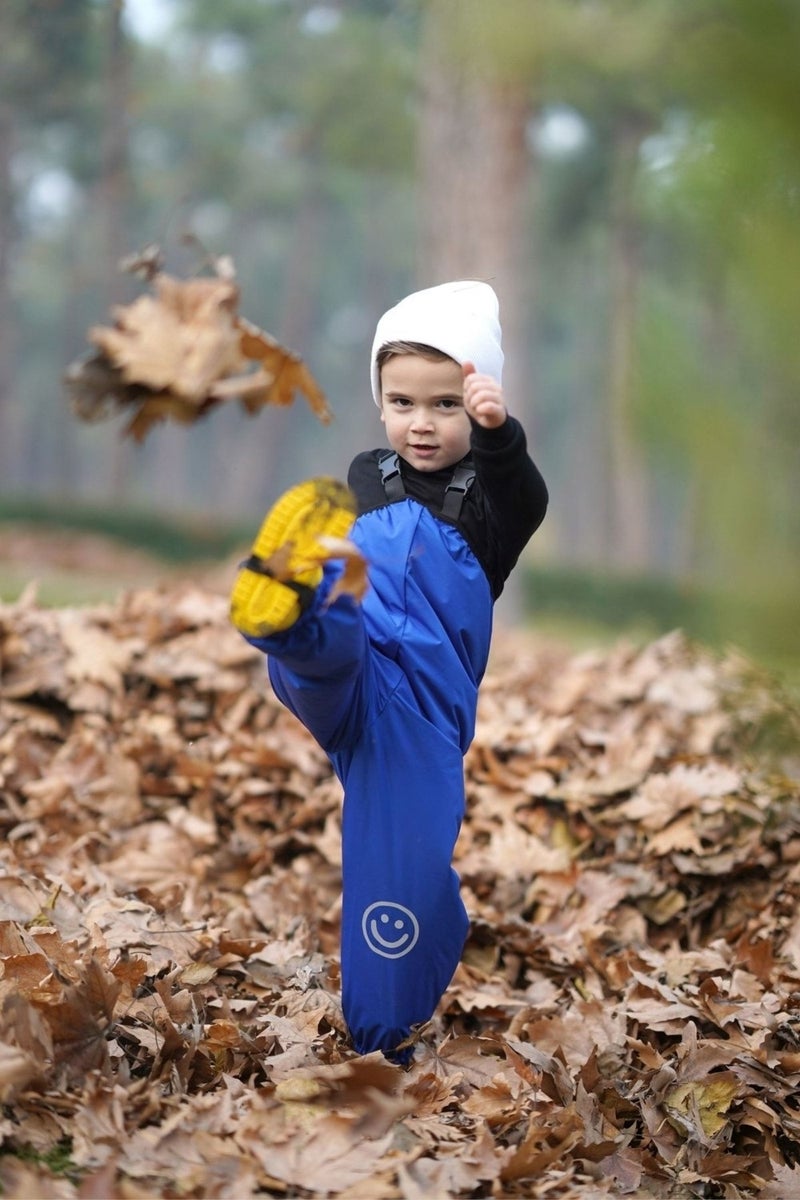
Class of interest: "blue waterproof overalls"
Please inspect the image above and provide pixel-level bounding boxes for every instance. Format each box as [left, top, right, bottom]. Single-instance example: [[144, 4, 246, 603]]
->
[[249, 486, 493, 1060]]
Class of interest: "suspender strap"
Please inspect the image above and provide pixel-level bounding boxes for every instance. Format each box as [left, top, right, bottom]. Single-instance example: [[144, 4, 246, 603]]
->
[[378, 450, 475, 519], [441, 460, 476, 521], [378, 451, 406, 501]]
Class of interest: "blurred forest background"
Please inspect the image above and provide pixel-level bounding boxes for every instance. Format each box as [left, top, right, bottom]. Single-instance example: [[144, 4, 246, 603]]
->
[[0, 0, 797, 670]]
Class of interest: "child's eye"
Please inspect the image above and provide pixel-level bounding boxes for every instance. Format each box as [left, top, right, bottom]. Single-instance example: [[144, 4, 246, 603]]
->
[[438, 398, 461, 410]]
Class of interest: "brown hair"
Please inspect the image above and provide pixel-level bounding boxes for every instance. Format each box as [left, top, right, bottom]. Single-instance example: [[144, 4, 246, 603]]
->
[[375, 340, 457, 375]]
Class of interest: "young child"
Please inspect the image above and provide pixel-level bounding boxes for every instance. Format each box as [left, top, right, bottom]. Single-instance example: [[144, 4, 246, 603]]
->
[[231, 281, 548, 1063]]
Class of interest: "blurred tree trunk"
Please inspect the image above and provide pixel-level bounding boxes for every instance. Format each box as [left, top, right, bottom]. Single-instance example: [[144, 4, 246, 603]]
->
[[417, 0, 537, 623], [417, 1, 532, 412], [606, 114, 653, 572], [279, 168, 325, 356], [0, 0, 93, 497], [99, 0, 136, 502], [0, 101, 16, 483]]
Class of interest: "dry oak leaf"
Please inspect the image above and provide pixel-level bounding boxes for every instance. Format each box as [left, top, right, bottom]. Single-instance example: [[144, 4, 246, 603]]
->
[[400, 1123, 512, 1196], [259, 534, 368, 609], [237, 1106, 399, 1196], [67, 262, 331, 439], [236, 316, 329, 422], [89, 275, 243, 401], [664, 1075, 740, 1139], [60, 614, 138, 691], [317, 536, 370, 605], [0, 1042, 42, 1102]]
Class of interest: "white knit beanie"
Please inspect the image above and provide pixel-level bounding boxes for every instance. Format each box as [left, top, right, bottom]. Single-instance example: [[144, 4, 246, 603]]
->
[[370, 280, 504, 406]]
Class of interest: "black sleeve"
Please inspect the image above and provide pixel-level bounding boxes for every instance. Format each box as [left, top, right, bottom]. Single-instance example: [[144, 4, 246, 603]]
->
[[470, 416, 548, 566]]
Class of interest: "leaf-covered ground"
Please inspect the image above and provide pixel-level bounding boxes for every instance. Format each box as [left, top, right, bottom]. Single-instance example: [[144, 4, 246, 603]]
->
[[1, 582, 799, 1198]]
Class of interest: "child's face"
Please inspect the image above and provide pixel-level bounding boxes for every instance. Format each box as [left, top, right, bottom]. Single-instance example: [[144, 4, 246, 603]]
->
[[379, 354, 471, 473]]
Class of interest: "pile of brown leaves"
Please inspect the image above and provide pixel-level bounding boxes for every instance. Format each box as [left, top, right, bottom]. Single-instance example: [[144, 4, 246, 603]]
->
[[1, 583, 799, 1198], [64, 250, 331, 441]]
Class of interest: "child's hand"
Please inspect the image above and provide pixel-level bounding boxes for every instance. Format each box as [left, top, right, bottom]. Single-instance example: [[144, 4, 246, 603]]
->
[[462, 362, 507, 429]]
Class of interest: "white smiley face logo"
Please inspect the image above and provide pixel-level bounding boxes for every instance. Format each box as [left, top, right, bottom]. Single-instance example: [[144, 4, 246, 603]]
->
[[362, 901, 420, 959]]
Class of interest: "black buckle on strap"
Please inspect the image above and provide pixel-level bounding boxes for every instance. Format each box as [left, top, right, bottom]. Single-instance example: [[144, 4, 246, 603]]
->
[[378, 451, 406, 501], [442, 462, 476, 520]]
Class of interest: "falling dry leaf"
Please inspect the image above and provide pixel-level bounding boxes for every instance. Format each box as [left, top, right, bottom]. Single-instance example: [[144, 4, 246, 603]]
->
[[65, 251, 332, 440]]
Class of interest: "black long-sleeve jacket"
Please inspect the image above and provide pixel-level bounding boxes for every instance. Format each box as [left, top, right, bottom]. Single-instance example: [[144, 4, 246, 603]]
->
[[347, 415, 547, 600]]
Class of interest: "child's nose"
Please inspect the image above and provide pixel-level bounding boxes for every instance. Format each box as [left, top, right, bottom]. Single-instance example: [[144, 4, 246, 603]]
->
[[410, 409, 434, 431]]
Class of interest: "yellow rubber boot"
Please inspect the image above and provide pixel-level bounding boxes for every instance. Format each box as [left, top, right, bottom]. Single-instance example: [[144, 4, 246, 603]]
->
[[230, 477, 357, 638]]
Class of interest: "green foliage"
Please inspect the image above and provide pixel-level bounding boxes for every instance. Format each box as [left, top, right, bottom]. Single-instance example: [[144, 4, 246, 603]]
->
[[523, 563, 800, 674], [175, 1, 416, 175], [0, 0, 92, 114], [0, 497, 249, 563], [722, 662, 800, 767], [647, 0, 800, 394]]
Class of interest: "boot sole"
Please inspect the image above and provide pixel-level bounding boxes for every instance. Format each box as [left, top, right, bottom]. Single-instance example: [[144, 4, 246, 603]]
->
[[230, 477, 356, 637]]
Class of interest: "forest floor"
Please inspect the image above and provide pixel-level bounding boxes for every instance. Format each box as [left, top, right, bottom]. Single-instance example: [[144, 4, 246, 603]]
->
[[1, 530, 800, 1198], [0, 525, 238, 607]]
